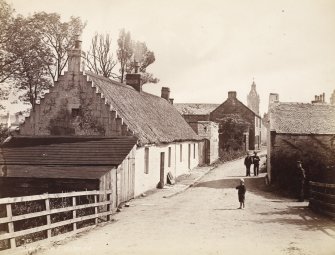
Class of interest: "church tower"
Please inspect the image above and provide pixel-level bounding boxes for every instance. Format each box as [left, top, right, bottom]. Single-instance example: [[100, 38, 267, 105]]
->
[[247, 80, 260, 114]]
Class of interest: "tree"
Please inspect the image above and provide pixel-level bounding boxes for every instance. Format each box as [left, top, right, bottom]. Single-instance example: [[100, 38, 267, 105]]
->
[[9, 15, 53, 108], [117, 29, 133, 83], [30, 12, 85, 81], [126, 41, 158, 84], [86, 33, 117, 78], [0, 0, 17, 85]]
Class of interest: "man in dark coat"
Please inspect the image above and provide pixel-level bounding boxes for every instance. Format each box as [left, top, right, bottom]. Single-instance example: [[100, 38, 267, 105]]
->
[[244, 153, 253, 176], [297, 161, 306, 202], [253, 151, 260, 176]]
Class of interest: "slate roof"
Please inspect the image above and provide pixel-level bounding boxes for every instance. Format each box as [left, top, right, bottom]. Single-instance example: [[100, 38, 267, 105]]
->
[[174, 103, 220, 115], [85, 72, 201, 146], [269, 103, 335, 134], [0, 136, 137, 179]]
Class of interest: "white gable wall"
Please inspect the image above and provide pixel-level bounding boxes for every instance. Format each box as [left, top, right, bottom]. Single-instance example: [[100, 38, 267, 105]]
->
[[134, 141, 199, 196]]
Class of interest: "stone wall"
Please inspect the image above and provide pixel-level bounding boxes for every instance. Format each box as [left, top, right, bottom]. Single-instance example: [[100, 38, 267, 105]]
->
[[19, 72, 132, 137], [270, 133, 335, 192], [196, 121, 219, 164]]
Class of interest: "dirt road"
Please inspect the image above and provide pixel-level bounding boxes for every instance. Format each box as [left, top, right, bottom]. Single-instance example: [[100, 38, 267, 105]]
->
[[36, 157, 335, 255]]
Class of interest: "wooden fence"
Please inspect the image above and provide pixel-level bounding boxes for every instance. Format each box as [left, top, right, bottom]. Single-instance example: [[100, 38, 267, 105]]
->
[[309, 181, 335, 218], [0, 190, 113, 250]]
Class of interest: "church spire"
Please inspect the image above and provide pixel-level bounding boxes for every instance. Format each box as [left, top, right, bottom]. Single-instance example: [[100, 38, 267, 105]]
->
[[247, 79, 260, 114]]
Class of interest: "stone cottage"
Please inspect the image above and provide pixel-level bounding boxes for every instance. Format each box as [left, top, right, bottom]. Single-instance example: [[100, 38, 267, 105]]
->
[[0, 39, 202, 202], [210, 91, 262, 151], [267, 95, 335, 191]]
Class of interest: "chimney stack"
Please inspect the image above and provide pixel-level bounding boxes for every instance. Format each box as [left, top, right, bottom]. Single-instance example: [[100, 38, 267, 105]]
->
[[161, 87, 170, 101], [67, 35, 85, 73], [323, 92, 325, 102], [268, 93, 279, 109], [228, 91, 237, 99], [125, 73, 142, 92]]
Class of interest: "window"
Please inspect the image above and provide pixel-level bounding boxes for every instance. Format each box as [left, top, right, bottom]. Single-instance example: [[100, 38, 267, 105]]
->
[[71, 108, 80, 117], [193, 143, 196, 159], [168, 147, 171, 167], [180, 144, 183, 162], [144, 147, 149, 174]]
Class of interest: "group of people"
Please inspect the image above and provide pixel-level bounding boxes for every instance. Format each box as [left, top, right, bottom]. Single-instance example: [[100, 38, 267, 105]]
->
[[236, 157, 307, 209], [244, 151, 261, 177], [236, 151, 260, 209]]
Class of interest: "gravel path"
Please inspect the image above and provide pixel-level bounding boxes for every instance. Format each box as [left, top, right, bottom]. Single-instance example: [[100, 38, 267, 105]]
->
[[31, 157, 335, 255]]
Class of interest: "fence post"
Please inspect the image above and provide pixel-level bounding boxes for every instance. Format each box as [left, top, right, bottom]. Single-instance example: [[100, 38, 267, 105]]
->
[[45, 198, 51, 238], [107, 192, 112, 221], [94, 195, 98, 225], [72, 196, 77, 232], [6, 204, 16, 248]]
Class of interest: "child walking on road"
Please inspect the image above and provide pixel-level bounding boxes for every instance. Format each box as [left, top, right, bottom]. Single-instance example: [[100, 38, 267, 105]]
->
[[236, 179, 246, 209]]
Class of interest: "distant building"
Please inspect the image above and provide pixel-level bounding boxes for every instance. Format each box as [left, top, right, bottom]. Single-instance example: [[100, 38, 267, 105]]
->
[[267, 95, 335, 190], [330, 90, 335, 105], [311, 93, 326, 104], [247, 80, 260, 115], [210, 91, 262, 151]]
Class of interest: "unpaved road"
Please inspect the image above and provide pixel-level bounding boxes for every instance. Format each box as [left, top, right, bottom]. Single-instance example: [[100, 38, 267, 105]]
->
[[37, 157, 335, 255]]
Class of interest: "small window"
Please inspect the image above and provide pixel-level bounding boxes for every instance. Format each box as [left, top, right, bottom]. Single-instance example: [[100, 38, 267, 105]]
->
[[180, 144, 183, 162], [71, 108, 80, 117], [168, 147, 171, 167], [144, 147, 149, 174]]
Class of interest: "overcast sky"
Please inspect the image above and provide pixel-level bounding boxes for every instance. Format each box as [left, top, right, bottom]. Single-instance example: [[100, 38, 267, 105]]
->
[[7, 0, 335, 115]]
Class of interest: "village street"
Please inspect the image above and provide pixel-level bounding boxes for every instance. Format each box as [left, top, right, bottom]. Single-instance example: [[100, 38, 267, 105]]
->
[[31, 157, 335, 255]]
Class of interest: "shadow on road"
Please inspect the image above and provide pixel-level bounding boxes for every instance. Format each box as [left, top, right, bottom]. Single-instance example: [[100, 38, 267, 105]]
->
[[256, 205, 335, 238], [194, 176, 277, 200]]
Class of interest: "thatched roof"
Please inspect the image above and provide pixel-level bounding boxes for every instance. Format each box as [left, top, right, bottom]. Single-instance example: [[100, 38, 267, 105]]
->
[[174, 103, 220, 115], [85, 72, 200, 146], [270, 103, 335, 134]]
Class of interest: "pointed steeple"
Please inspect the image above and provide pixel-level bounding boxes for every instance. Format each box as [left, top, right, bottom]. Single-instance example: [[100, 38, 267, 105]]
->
[[247, 79, 260, 114]]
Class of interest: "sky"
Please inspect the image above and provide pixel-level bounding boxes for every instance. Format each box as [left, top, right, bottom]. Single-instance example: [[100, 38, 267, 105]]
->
[[6, 0, 335, 115]]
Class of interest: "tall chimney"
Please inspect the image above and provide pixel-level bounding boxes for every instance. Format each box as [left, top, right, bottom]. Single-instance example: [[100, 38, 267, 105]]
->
[[161, 87, 170, 101], [268, 93, 279, 109], [125, 73, 142, 92], [323, 92, 325, 102], [67, 36, 85, 73], [228, 91, 237, 99]]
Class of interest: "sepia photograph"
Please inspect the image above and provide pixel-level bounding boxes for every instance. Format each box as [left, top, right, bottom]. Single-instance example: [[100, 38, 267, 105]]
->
[[0, 0, 335, 254]]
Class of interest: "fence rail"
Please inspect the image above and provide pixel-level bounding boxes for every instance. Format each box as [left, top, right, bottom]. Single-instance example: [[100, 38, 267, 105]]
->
[[309, 181, 335, 218], [0, 190, 113, 250]]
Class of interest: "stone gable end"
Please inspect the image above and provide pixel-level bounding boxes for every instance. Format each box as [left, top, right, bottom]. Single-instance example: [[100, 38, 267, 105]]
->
[[19, 72, 133, 137]]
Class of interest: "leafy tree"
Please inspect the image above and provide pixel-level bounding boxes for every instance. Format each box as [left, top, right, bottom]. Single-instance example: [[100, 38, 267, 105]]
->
[[8, 15, 53, 108], [127, 41, 159, 84], [0, 0, 17, 85], [30, 12, 85, 81], [117, 29, 133, 83], [86, 33, 117, 78]]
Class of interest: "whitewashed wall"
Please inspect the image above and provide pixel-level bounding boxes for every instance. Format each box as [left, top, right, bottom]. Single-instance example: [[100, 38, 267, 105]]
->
[[134, 141, 199, 196]]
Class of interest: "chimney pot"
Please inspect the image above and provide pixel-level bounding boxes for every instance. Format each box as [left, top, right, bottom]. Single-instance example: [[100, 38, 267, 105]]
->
[[169, 98, 174, 104], [161, 87, 170, 101]]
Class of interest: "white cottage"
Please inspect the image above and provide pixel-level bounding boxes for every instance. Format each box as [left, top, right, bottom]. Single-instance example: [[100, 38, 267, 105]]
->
[[4, 39, 202, 199]]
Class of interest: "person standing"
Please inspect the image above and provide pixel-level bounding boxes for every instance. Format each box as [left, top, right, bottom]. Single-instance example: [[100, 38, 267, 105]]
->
[[244, 153, 253, 176], [297, 161, 306, 202], [236, 179, 246, 209], [253, 151, 260, 176]]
